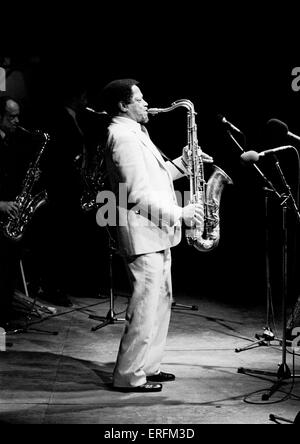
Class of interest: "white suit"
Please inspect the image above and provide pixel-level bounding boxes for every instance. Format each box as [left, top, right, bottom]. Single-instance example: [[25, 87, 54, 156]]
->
[[103, 116, 186, 388]]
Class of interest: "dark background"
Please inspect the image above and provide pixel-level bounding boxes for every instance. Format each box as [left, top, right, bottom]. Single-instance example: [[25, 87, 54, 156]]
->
[[2, 49, 300, 308]]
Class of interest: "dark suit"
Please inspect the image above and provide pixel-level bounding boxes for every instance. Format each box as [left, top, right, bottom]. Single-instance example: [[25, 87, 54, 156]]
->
[[0, 131, 34, 321], [28, 106, 86, 297]]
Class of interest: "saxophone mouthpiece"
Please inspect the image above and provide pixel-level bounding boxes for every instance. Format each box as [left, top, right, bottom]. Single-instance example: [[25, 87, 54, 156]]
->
[[147, 108, 162, 115], [18, 125, 42, 136], [85, 107, 108, 115], [18, 125, 32, 134]]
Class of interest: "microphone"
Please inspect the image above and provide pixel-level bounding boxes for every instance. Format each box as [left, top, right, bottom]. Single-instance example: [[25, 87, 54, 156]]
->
[[267, 118, 300, 142], [241, 146, 294, 163], [218, 115, 243, 134]]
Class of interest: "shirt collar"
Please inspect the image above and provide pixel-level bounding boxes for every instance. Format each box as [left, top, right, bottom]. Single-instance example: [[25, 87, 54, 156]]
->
[[112, 116, 143, 133]]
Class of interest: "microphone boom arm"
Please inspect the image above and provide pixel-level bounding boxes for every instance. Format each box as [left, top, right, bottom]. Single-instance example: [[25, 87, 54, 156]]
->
[[226, 130, 282, 199], [273, 157, 300, 223]]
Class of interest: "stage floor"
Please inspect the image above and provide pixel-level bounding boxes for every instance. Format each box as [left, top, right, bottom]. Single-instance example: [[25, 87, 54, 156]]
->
[[0, 290, 299, 425]]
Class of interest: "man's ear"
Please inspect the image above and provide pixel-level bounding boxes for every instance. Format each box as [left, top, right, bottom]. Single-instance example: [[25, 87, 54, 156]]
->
[[118, 101, 128, 113]]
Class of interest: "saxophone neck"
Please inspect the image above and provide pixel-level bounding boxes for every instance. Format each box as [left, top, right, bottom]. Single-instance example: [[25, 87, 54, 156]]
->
[[33, 132, 50, 165], [18, 126, 50, 140], [148, 99, 196, 116], [172, 99, 196, 114]]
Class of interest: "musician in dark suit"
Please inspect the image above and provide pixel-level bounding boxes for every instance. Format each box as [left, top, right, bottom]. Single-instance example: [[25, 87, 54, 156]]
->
[[0, 96, 34, 326], [28, 81, 89, 307]]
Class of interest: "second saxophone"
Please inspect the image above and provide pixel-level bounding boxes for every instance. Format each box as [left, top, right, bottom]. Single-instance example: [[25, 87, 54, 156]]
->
[[1, 130, 50, 241]]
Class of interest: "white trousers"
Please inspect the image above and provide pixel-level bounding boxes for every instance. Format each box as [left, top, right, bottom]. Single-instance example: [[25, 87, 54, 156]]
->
[[113, 249, 172, 388]]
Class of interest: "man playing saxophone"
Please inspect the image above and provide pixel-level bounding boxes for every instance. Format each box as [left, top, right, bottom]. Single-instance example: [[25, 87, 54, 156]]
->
[[0, 96, 38, 326], [99, 79, 213, 392]]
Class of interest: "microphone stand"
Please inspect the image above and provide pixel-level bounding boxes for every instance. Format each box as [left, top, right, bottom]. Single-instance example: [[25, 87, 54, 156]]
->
[[257, 157, 300, 400], [225, 129, 300, 402], [228, 129, 300, 400], [227, 131, 284, 354], [89, 227, 125, 331], [240, 157, 300, 401]]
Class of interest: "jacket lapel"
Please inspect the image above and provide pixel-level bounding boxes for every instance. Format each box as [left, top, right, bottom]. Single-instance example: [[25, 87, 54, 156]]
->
[[136, 128, 177, 194], [138, 129, 167, 169]]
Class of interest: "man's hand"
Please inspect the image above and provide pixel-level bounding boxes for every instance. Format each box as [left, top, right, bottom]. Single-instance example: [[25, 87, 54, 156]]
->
[[181, 202, 204, 227], [34, 168, 42, 181], [0, 201, 19, 218], [182, 146, 214, 166], [201, 151, 214, 163]]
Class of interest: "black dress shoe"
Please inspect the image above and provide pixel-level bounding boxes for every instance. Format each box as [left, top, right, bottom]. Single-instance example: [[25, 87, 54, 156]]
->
[[147, 371, 175, 382], [113, 382, 162, 392]]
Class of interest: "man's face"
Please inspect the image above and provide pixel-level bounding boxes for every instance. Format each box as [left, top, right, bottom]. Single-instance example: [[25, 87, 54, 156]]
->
[[125, 85, 149, 124], [0, 99, 20, 135]]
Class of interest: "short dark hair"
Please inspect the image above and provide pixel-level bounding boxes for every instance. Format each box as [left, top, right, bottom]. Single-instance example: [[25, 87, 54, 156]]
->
[[0, 95, 18, 118], [100, 79, 140, 116]]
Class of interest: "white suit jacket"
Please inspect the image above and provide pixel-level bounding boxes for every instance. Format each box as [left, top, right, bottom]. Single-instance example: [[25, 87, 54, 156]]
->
[[102, 116, 186, 256]]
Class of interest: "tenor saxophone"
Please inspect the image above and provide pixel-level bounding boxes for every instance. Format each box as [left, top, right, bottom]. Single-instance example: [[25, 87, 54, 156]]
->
[[1, 130, 50, 241], [80, 143, 106, 212], [148, 99, 233, 252], [80, 107, 108, 211]]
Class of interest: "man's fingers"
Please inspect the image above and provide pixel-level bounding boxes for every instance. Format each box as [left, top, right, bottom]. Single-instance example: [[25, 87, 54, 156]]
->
[[202, 155, 213, 163], [201, 151, 214, 163], [9, 209, 18, 218], [194, 214, 203, 224], [8, 203, 19, 217], [194, 205, 204, 215]]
